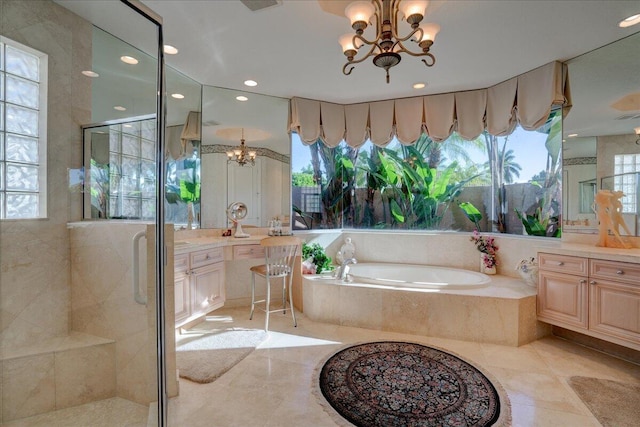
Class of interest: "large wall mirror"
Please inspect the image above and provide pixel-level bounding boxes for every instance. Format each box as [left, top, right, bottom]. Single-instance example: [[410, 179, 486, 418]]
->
[[82, 25, 290, 227], [82, 26, 202, 221], [200, 86, 290, 228], [563, 30, 640, 235]]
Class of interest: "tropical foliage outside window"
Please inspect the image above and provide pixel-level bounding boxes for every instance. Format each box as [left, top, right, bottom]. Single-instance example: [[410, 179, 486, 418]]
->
[[291, 109, 562, 237], [0, 37, 47, 219], [165, 143, 201, 226], [90, 119, 157, 220]]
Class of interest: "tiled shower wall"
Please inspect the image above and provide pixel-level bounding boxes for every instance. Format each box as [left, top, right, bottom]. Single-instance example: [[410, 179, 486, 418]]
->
[[0, 0, 91, 350], [69, 222, 177, 404]]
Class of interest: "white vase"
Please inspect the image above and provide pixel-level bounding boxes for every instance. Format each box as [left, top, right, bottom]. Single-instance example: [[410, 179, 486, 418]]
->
[[480, 253, 497, 275]]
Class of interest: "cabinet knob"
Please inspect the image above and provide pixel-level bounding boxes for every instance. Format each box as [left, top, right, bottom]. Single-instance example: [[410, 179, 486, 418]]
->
[[579, 279, 586, 284], [557, 261, 564, 266], [589, 280, 596, 285], [616, 270, 624, 275], [206, 255, 210, 260]]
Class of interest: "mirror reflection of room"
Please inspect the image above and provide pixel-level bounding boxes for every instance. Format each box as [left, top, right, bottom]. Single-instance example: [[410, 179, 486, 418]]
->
[[563, 30, 640, 236], [200, 86, 291, 229]]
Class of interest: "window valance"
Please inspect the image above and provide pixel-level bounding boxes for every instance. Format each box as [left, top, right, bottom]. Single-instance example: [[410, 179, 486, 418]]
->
[[289, 61, 571, 147]]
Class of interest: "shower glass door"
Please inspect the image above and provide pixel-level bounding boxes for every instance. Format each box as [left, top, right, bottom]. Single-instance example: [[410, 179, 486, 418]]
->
[[0, 0, 167, 425]]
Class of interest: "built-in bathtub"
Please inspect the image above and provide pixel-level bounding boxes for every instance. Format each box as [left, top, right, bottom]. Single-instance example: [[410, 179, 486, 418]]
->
[[346, 263, 491, 289], [302, 263, 549, 346]]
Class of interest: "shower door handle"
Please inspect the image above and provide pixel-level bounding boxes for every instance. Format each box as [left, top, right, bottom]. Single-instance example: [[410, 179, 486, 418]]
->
[[133, 230, 147, 305]]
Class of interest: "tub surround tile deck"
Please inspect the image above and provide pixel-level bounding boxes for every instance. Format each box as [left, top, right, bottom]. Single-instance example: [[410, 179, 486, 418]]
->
[[303, 274, 548, 346]]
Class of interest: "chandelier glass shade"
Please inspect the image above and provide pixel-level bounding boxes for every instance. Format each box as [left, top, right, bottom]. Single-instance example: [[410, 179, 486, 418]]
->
[[226, 129, 257, 166], [339, 0, 440, 83]]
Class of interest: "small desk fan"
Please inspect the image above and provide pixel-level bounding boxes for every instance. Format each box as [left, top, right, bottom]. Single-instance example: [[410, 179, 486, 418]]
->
[[227, 202, 250, 238]]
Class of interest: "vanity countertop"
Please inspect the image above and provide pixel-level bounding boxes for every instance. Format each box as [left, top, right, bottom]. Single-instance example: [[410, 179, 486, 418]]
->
[[173, 234, 270, 254], [537, 243, 640, 264]]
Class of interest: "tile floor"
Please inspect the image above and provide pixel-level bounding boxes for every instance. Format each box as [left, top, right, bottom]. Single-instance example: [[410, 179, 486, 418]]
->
[[5, 305, 640, 426]]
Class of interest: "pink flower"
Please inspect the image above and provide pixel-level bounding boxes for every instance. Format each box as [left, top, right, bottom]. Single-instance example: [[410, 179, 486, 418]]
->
[[470, 230, 499, 267]]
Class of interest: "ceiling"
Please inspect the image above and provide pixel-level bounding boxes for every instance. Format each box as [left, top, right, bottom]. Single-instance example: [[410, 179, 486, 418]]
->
[[56, 0, 640, 138], [144, 0, 638, 104]]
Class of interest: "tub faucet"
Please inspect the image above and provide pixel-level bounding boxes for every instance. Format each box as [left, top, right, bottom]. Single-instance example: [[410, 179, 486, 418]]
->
[[336, 258, 357, 280]]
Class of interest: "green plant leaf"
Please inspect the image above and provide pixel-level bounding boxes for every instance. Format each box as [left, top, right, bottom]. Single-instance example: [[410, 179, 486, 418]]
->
[[390, 199, 405, 223], [459, 202, 483, 227]]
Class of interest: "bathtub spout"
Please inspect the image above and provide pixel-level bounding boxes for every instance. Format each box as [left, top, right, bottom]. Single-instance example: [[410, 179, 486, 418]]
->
[[336, 258, 357, 280]]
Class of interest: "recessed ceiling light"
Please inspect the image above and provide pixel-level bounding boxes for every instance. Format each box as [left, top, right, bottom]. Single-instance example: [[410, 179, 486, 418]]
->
[[236, 95, 248, 101], [413, 82, 426, 89], [244, 80, 258, 87], [114, 105, 127, 111], [568, 133, 578, 137], [619, 13, 640, 28], [171, 93, 185, 99], [164, 45, 178, 55], [123, 124, 133, 128], [120, 55, 139, 65], [81, 70, 99, 78]]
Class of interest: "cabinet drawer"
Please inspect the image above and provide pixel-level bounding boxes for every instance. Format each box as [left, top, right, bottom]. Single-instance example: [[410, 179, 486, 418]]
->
[[174, 253, 189, 272], [233, 244, 265, 260], [190, 247, 224, 269], [538, 253, 588, 275], [590, 259, 640, 285]]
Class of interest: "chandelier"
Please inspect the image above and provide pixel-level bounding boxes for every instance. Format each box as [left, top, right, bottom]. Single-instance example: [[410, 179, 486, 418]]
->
[[339, 0, 440, 83], [226, 129, 256, 166]]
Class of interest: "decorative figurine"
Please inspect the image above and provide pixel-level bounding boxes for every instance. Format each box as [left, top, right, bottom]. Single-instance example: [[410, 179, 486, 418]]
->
[[592, 190, 631, 249]]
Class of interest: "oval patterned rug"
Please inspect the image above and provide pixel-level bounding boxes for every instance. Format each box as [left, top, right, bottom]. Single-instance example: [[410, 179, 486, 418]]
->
[[317, 342, 510, 427]]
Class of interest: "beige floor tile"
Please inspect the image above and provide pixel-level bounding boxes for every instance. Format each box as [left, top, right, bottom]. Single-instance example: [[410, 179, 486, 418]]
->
[[530, 336, 640, 384], [480, 342, 554, 374], [9, 306, 640, 426], [510, 402, 602, 427], [488, 367, 592, 416]]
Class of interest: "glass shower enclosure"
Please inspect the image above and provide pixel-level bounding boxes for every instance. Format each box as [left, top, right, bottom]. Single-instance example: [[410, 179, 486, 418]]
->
[[0, 0, 169, 425]]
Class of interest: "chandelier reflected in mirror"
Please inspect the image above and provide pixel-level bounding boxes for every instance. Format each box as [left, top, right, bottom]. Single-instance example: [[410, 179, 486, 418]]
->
[[226, 128, 257, 166], [339, 0, 440, 83]]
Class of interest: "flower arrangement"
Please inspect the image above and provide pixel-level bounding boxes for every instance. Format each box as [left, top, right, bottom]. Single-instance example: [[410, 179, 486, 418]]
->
[[470, 230, 499, 269]]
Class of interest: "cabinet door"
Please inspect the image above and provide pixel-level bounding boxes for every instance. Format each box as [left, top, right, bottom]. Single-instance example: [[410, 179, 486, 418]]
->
[[174, 271, 191, 324], [174, 253, 191, 326], [538, 270, 588, 329], [590, 279, 640, 345], [191, 262, 225, 316]]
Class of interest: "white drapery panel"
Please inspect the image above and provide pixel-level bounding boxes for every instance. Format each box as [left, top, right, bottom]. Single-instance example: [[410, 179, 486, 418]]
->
[[369, 100, 395, 146], [344, 103, 370, 148], [320, 102, 345, 147], [289, 61, 570, 147], [167, 111, 201, 160]]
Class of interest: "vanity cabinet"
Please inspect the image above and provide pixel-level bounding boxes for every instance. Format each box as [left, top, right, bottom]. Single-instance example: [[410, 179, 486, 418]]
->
[[175, 247, 225, 327], [174, 254, 191, 324], [538, 252, 640, 351], [232, 244, 265, 260], [588, 259, 640, 345], [537, 253, 589, 329]]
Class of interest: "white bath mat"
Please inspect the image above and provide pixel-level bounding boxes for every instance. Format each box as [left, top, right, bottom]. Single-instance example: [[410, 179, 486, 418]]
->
[[176, 328, 267, 383]]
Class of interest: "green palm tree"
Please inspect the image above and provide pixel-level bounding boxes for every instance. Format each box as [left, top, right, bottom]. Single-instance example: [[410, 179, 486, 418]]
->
[[485, 147, 522, 184], [308, 141, 358, 228]]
